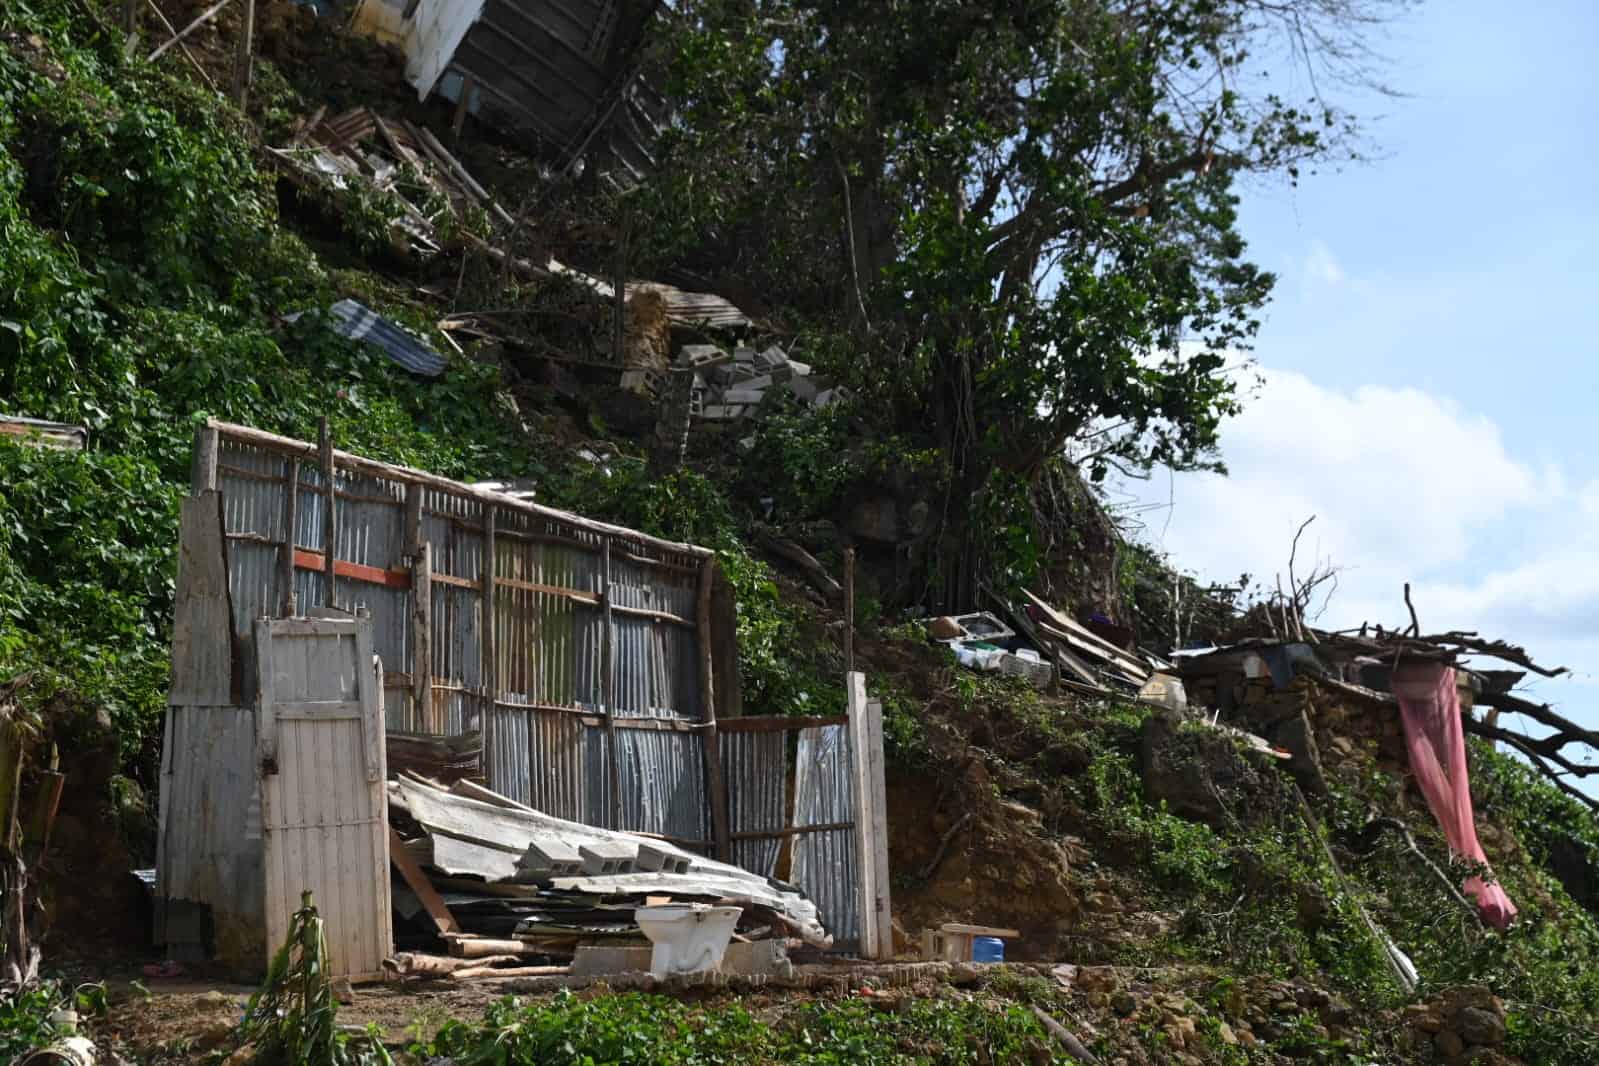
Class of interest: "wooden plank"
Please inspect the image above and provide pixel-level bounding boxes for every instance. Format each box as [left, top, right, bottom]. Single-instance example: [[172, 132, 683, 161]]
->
[[846, 672, 878, 957], [865, 696, 893, 959], [698, 557, 731, 863], [271, 700, 364, 718], [169, 492, 236, 706], [939, 923, 1021, 938], [270, 618, 358, 637], [730, 821, 854, 842], [1023, 590, 1149, 677], [600, 540, 622, 831], [357, 610, 383, 781], [413, 542, 433, 732], [451, 74, 475, 143], [292, 548, 411, 590], [392, 828, 459, 934], [844, 547, 856, 673], [319, 418, 338, 609], [191, 423, 220, 493]]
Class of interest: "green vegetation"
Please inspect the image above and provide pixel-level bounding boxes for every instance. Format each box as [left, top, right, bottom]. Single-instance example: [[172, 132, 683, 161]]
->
[[412, 990, 1049, 1065]]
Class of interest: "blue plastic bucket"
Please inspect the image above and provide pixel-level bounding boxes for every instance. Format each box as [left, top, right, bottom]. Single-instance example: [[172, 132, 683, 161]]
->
[[972, 936, 1005, 963]]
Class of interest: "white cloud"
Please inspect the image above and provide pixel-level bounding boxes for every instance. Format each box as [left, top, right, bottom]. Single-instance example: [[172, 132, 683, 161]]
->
[[1302, 240, 1347, 289], [1120, 363, 1599, 733]]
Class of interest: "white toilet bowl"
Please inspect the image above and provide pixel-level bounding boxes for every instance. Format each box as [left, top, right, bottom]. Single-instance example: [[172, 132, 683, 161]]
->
[[634, 904, 744, 976]]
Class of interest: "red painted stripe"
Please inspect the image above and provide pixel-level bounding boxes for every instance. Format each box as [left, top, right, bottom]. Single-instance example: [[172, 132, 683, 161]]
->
[[293, 548, 411, 590]]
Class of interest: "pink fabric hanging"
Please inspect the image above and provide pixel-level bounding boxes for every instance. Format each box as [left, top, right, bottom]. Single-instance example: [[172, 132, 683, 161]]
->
[[1390, 661, 1516, 929]]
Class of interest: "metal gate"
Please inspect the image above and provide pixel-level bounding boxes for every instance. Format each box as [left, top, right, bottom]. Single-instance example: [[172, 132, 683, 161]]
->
[[256, 612, 392, 980]]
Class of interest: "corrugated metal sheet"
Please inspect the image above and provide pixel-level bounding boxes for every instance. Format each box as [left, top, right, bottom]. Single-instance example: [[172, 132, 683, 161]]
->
[[156, 705, 264, 970], [0, 414, 88, 450], [358, 0, 666, 185], [326, 300, 449, 377], [722, 730, 786, 877], [791, 724, 860, 949]]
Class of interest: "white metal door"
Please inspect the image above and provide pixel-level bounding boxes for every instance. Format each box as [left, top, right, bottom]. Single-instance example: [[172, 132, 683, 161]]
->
[[256, 613, 392, 980]]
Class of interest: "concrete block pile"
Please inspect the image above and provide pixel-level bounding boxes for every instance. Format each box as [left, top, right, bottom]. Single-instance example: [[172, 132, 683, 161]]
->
[[681, 343, 851, 423]]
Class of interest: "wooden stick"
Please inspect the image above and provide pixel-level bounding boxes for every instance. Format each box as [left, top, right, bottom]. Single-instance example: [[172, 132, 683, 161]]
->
[[699, 557, 731, 863], [231, 0, 254, 105], [452, 964, 569, 980], [844, 547, 856, 674], [147, 0, 232, 61]]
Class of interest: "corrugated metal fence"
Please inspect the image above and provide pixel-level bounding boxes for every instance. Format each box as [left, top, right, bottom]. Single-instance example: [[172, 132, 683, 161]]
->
[[204, 420, 720, 840]]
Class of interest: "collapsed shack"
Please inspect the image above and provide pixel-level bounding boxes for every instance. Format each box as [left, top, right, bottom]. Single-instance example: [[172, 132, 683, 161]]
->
[[157, 420, 891, 979], [1172, 626, 1591, 929]]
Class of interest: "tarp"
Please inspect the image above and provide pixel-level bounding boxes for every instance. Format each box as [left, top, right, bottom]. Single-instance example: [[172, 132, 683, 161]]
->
[[1391, 662, 1517, 929]]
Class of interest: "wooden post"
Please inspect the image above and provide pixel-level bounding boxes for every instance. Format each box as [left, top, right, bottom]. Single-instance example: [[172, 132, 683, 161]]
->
[[847, 671, 891, 959], [600, 540, 622, 831], [699, 558, 731, 863], [481, 507, 497, 740], [277, 459, 299, 617], [122, 0, 140, 51], [191, 423, 219, 493], [844, 547, 856, 674], [318, 417, 337, 611], [405, 485, 431, 730], [231, 0, 254, 107], [450, 74, 475, 146], [413, 543, 433, 731]]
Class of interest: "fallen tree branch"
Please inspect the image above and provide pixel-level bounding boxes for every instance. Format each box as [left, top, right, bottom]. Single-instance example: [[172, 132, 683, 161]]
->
[[1031, 1005, 1100, 1064], [753, 527, 843, 602], [1358, 817, 1480, 921], [147, 0, 231, 62], [918, 812, 973, 881]]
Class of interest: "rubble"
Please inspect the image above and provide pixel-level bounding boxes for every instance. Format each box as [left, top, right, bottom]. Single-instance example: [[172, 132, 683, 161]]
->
[[386, 772, 830, 975], [682, 341, 848, 426]]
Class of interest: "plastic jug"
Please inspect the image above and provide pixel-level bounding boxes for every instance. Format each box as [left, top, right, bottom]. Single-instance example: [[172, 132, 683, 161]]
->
[[972, 936, 1005, 963]]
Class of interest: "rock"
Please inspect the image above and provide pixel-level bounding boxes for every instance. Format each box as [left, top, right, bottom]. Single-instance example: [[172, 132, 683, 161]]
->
[[1455, 1006, 1506, 1047], [1435, 1030, 1467, 1059], [1139, 712, 1263, 827], [927, 616, 963, 640], [1236, 1029, 1257, 1048], [1085, 891, 1122, 914], [1268, 710, 1329, 795], [1111, 991, 1138, 1016], [1216, 1022, 1239, 1045], [1295, 882, 1331, 933], [1404, 1003, 1444, 1033]]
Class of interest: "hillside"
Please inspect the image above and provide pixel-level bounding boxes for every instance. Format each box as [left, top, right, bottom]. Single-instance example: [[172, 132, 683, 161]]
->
[[3, 2, 1599, 1064]]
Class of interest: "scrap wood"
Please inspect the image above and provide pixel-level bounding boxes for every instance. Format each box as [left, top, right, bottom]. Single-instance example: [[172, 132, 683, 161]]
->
[[384, 951, 522, 978], [715, 896, 833, 951], [443, 934, 536, 959], [388, 827, 459, 934], [1024, 590, 1150, 679], [141, 0, 216, 89]]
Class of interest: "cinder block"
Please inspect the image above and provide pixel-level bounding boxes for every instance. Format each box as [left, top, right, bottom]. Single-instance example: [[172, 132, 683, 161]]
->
[[723, 388, 767, 405], [570, 945, 653, 976], [755, 345, 789, 372], [635, 841, 677, 873], [787, 360, 813, 377], [579, 841, 638, 875], [678, 344, 730, 368], [723, 939, 792, 977], [517, 838, 583, 880], [733, 346, 756, 363]]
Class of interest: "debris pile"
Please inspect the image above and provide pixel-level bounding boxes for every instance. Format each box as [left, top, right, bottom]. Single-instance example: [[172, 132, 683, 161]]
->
[[385, 774, 826, 980], [678, 342, 850, 423]]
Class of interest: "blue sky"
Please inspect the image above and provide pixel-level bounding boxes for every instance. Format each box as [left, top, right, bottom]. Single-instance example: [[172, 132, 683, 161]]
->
[[1121, 0, 1599, 775]]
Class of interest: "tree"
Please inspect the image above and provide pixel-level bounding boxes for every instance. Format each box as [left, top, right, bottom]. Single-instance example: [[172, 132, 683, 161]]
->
[[631, 0, 1413, 604]]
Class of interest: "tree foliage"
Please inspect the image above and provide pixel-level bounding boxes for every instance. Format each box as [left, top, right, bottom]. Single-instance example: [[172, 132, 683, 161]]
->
[[632, 0, 1412, 600]]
